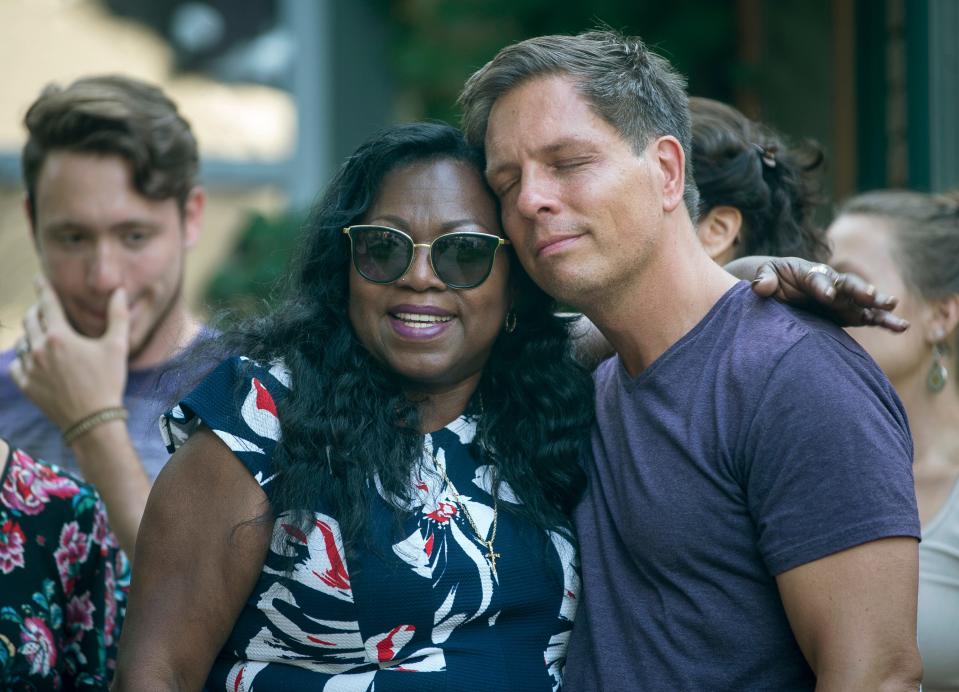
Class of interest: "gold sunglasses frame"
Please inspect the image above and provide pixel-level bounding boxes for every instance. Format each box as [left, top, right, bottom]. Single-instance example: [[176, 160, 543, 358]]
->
[[342, 225, 510, 289]]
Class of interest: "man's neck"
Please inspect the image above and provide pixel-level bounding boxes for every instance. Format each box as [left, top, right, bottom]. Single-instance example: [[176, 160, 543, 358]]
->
[[583, 222, 738, 377], [128, 304, 202, 372]]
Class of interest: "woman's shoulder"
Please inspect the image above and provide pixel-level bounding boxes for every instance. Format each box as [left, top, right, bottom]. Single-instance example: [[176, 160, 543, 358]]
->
[[160, 355, 292, 489]]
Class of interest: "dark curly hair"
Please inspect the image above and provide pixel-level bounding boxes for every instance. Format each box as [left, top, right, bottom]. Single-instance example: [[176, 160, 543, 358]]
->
[[212, 122, 593, 551], [690, 97, 828, 261]]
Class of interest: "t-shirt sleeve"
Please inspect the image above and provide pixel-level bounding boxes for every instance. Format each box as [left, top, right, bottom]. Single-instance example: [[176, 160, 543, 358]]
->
[[159, 356, 291, 492], [742, 331, 920, 575]]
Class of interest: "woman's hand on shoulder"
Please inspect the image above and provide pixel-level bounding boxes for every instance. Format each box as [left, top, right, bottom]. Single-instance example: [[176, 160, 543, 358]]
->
[[737, 256, 909, 332], [112, 428, 272, 691]]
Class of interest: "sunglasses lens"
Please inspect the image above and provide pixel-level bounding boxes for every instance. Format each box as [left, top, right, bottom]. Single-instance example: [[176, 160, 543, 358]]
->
[[432, 234, 500, 288], [350, 226, 412, 283]]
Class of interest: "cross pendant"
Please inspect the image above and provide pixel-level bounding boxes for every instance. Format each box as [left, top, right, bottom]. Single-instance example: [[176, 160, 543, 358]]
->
[[484, 540, 501, 575]]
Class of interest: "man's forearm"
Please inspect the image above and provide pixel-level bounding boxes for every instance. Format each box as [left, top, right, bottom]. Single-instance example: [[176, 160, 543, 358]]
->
[[70, 419, 151, 560]]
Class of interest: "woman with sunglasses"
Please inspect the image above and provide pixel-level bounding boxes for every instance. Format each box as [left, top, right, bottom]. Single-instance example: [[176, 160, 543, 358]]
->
[[114, 123, 592, 690]]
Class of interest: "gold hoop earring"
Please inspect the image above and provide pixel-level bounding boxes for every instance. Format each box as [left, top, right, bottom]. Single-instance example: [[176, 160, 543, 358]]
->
[[928, 343, 949, 393], [504, 310, 517, 334]]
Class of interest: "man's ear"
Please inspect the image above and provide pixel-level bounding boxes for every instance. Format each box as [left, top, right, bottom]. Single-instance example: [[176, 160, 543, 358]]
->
[[654, 136, 685, 213], [696, 206, 743, 263], [181, 186, 205, 249], [924, 294, 959, 344]]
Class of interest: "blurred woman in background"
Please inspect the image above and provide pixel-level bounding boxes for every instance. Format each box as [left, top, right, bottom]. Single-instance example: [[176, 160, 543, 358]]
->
[[828, 189, 959, 692], [690, 96, 829, 264]]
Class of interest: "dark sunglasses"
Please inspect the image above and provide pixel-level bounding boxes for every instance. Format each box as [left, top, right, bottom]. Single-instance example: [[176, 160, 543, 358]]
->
[[342, 225, 510, 289]]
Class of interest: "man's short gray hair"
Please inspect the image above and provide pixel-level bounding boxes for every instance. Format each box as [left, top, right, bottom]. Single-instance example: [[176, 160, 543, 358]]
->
[[459, 29, 699, 217]]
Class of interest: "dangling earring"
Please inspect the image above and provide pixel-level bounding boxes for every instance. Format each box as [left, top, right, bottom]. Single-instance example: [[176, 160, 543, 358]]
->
[[928, 343, 949, 393], [504, 310, 517, 334]]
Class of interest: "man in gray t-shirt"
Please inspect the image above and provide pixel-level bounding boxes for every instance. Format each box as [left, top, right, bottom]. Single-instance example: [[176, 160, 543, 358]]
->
[[461, 29, 922, 691], [569, 284, 919, 688], [2, 75, 208, 559], [0, 331, 213, 482]]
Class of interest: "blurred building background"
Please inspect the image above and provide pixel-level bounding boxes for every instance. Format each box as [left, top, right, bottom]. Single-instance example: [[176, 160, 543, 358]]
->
[[0, 0, 955, 346]]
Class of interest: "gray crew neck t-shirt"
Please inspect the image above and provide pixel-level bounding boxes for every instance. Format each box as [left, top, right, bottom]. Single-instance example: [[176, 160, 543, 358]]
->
[[565, 281, 919, 691]]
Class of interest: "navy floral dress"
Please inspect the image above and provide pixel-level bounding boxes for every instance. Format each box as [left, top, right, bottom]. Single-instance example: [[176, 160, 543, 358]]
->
[[0, 444, 128, 688], [160, 356, 580, 691]]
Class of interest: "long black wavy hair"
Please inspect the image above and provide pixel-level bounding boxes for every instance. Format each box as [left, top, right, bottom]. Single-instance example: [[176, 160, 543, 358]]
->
[[690, 97, 829, 261], [214, 122, 594, 551]]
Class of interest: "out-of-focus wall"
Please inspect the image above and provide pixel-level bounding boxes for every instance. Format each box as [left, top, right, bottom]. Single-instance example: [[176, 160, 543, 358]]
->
[[0, 0, 295, 349], [0, 0, 295, 158]]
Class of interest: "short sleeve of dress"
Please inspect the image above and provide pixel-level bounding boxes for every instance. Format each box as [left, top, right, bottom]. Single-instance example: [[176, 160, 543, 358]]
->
[[159, 356, 291, 493]]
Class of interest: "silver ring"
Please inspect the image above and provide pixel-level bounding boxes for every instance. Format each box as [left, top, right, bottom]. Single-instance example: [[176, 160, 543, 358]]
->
[[806, 263, 830, 277]]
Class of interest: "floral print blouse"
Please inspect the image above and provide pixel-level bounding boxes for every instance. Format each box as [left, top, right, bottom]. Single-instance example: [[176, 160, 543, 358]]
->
[[0, 444, 128, 689], [160, 356, 580, 691]]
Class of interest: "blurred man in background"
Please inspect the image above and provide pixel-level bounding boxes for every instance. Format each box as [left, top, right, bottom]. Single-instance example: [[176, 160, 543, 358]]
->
[[0, 75, 209, 558]]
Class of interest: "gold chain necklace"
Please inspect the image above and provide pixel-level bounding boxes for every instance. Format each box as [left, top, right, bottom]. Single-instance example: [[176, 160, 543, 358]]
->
[[434, 450, 500, 575]]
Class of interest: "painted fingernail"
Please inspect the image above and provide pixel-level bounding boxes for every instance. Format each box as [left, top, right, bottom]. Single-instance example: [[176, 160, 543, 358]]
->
[[866, 284, 876, 297]]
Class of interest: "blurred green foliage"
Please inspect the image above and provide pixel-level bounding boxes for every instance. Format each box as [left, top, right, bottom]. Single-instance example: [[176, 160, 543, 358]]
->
[[380, 0, 740, 124], [204, 210, 306, 317], [209, 1, 747, 318]]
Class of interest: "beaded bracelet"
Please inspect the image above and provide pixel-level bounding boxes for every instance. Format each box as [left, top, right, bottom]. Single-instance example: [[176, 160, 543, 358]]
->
[[62, 407, 129, 445]]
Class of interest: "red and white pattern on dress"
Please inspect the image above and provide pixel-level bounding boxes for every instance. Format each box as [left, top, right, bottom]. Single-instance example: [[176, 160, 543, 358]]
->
[[160, 358, 292, 459], [163, 401, 268, 456], [224, 660, 268, 692], [241, 378, 281, 442], [266, 360, 292, 389], [387, 425, 512, 649], [233, 511, 450, 689], [159, 404, 189, 450], [471, 464, 520, 504], [164, 357, 579, 690], [264, 513, 353, 603], [200, 376, 281, 459], [242, 580, 365, 673], [545, 529, 579, 691]]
